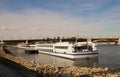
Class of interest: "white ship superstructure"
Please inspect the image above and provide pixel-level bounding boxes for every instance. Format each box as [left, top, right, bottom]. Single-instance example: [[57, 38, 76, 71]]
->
[[34, 41, 98, 59]]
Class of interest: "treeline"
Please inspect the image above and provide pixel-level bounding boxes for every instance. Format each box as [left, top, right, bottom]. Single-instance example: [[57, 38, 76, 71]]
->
[[39, 37, 87, 42]]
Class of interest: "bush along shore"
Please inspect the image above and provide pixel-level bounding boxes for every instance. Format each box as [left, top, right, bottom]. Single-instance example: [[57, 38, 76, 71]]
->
[[1, 48, 120, 77]]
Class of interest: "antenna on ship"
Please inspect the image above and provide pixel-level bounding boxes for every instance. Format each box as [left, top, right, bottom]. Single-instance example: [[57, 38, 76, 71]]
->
[[59, 37, 62, 42], [87, 37, 92, 42], [60, 39, 62, 42], [86, 37, 92, 50], [75, 34, 78, 43]]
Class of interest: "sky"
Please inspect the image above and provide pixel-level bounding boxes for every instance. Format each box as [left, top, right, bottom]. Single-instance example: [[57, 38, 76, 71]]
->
[[0, 0, 120, 39]]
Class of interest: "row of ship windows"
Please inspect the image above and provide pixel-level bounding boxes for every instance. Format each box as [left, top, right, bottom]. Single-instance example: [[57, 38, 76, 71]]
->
[[37, 45, 69, 49], [37, 45, 53, 47], [54, 46, 68, 49], [39, 47, 68, 52]]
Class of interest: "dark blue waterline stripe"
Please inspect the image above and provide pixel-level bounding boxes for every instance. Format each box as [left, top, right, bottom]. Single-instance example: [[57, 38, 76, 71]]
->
[[39, 52, 98, 60], [39, 50, 98, 55]]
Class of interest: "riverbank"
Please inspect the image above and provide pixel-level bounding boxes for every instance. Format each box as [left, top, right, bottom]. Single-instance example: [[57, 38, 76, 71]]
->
[[0, 57, 41, 77], [1, 47, 120, 77], [0, 47, 41, 77]]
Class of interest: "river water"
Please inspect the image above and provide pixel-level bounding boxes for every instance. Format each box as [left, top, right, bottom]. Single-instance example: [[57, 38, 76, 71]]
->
[[10, 45, 120, 68], [98, 45, 120, 68]]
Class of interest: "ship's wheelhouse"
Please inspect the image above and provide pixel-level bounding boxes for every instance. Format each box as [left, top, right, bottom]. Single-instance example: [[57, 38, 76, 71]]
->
[[73, 42, 93, 52]]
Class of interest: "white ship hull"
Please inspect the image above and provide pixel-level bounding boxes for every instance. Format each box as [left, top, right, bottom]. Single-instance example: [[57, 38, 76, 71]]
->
[[17, 41, 98, 59], [38, 50, 98, 60]]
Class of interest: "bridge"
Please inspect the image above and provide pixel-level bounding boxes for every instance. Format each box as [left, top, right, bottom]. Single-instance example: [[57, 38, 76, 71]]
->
[[92, 37, 120, 45], [0, 37, 120, 45]]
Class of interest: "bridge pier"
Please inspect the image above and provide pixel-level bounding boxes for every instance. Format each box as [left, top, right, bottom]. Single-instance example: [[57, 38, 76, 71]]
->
[[0, 40, 4, 45], [116, 38, 120, 45]]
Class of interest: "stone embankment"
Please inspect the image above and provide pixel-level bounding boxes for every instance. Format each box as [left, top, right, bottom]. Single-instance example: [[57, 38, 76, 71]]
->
[[1, 47, 120, 77]]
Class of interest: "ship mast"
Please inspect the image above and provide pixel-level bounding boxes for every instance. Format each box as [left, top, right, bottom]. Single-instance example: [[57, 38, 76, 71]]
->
[[87, 37, 92, 42], [86, 37, 92, 49], [75, 34, 79, 43]]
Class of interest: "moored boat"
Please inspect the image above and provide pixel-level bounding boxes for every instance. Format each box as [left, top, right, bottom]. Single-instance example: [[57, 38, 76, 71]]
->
[[17, 43, 38, 54], [35, 41, 98, 60]]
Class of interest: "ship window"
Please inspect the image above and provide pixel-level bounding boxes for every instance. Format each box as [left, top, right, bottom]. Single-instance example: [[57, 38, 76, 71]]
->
[[55, 46, 68, 49], [37, 45, 53, 47], [74, 46, 92, 52]]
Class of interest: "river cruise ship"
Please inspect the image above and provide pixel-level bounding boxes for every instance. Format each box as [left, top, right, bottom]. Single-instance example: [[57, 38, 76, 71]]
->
[[34, 41, 98, 59]]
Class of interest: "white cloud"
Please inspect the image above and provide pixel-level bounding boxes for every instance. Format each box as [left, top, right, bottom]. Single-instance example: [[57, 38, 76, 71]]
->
[[58, 0, 108, 12], [0, 9, 83, 38], [0, 5, 120, 39], [0, 26, 16, 30]]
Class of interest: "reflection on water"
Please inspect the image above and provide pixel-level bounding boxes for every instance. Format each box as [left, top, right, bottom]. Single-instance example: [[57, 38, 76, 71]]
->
[[9, 47, 99, 67], [6, 45, 120, 68], [14, 53, 99, 67], [98, 45, 120, 68]]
